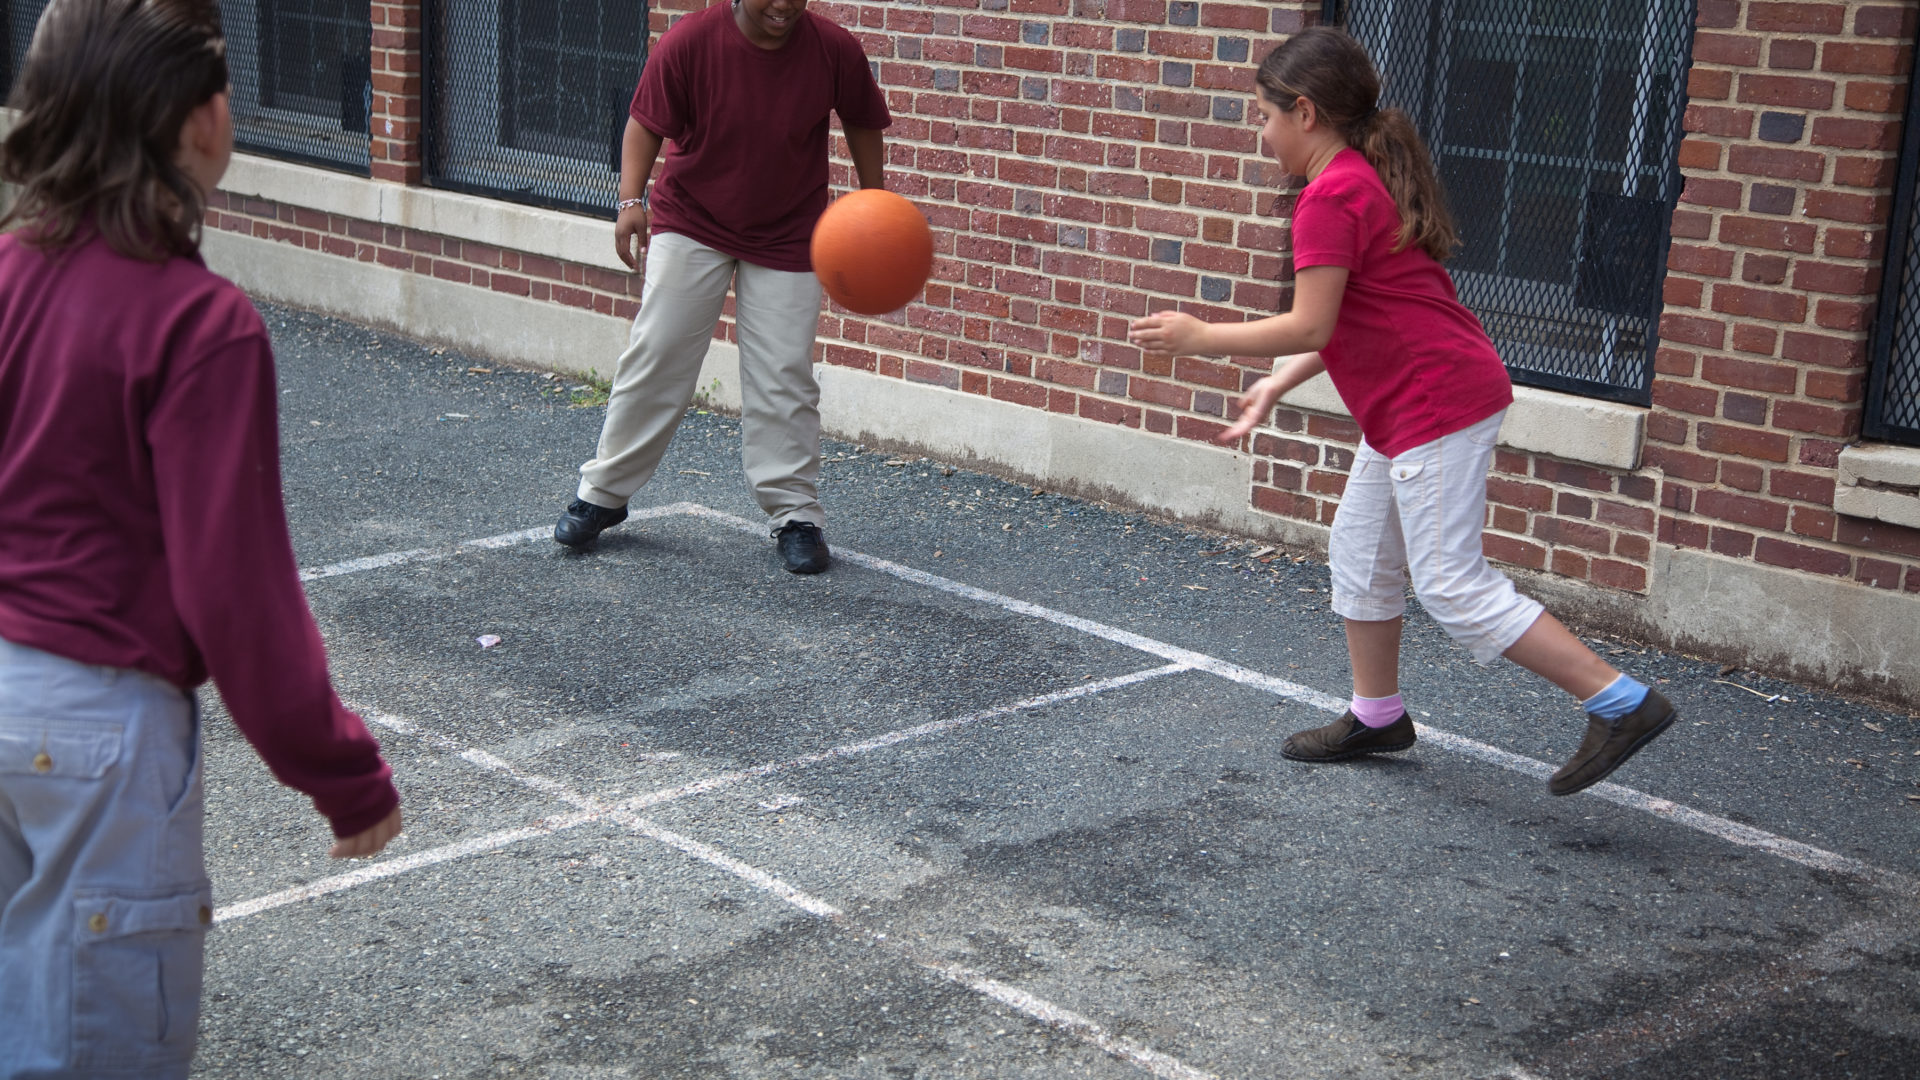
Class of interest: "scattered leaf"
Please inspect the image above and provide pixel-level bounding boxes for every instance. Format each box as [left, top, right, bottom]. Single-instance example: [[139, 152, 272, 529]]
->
[[1865, 722, 1885, 732], [465, 366, 493, 374], [1183, 585, 1209, 591], [1250, 546, 1277, 559], [476, 634, 502, 648], [678, 469, 711, 476], [884, 459, 908, 467]]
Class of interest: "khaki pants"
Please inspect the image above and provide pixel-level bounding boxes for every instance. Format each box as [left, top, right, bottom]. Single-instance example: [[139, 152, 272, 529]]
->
[[578, 232, 826, 531]]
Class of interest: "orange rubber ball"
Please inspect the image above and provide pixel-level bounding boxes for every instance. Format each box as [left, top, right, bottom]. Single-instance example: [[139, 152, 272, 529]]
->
[[810, 189, 933, 315]]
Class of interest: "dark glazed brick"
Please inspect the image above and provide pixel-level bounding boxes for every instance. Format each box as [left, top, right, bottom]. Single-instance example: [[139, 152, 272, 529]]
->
[[1758, 111, 1806, 142], [1117, 28, 1146, 52], [1212, 98, 1243, 122], [1022, 21, 1049, 43], [1217, 36, 1249, 62], [1749, 185, 1796, 215], [1200, 276, 1232, 302], [1169, 1, 1198, 26], [1151, 238, 1183, 264]]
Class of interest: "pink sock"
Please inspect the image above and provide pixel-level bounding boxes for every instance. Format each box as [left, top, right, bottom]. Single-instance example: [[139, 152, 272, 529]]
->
[[1350, 692, 1405, 728]]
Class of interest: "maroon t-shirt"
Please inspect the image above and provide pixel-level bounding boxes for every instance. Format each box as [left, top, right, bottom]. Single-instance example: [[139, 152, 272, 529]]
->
[[0, 230, 397, 837], [1291, 148, 1513, 458], [631, 2, 891, 271]]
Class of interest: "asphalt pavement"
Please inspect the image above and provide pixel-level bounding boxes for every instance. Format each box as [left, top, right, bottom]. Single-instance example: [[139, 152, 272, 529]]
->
[[190, 303, 1920, 1079]]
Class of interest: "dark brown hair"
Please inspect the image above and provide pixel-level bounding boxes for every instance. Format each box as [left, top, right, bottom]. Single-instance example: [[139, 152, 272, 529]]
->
[[1257, 27, 1457, 261], [1, 0, 229, 261]]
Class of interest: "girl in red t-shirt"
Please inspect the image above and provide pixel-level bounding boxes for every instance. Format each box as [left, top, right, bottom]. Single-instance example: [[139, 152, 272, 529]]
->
[[1129, 28, 1678, 797]]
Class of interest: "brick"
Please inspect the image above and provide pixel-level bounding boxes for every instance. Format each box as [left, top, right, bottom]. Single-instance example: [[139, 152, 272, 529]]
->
[[1080, 396, 1142, 426], [1781, 330, 1868, 368], [1557, 492, 1594, 518], [1831, 156, 1897, 190], [1484, 534, 1548, 571], [1597, 500, 1657, 532], [1731, 324, 1779, 355], [1620, 475, 1659, 502], [1696, 488, 1791, 531], [1534, 517, 1613, 554], [1614, 533, 1653, 562], [1723, 393, 1770, 426], [1710, 526, 1756, 558], [1742, 252, 1789, 283], [1721, 460, 1766, 491], [1669, 243, 1735, 277], [1812, 117, 1901, 151], [1794, 260, 1880, 296], [1703, 354, 1798, 393], [1660, 514, 1711, 549], [1822, 41, 1908, 74], [1685, 104, 1755, 138], [1748, 3, 1845, 34], [1698, 422, 1792, 462], [1844, 79, 1904, 113], [1718, 216, 1817, 252], [1488, 477, 1554, 511], [1694, 32, 1762, 65], [1768, 39, 1817, 69], [1653, 378, 1719, 416], [1803, 189, 1886, 224], [1838, 517, 1920, 558], [1550, 548, 1591, 580], [1755, 537, 1852, 576], [1773, 400, 1861, 437], [1805, 370, 1866, 402], [1690, 68, 1734, 100], [1792, 506, 1837, 540], [1660, 313, 1728, 348], [1727, 144, 1826, 182], [1252, 485, 1319, 521], [1736, 74, 1835, 110], [1856, 5, 1919, 37], [1491, 505, 1529, 533], [1711, 284, 1807, 322], [1682, 177, 1743, 208], [1856, 557, 1904, 589]]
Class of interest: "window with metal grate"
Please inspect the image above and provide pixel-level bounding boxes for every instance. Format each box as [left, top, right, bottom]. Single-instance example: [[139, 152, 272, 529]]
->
[[5, 1, 371, 174], [1332, 0, 1695, 405], [424, 0, 647, 216], [1865, 62, 1920, 448], [224, 0, 372, 173]]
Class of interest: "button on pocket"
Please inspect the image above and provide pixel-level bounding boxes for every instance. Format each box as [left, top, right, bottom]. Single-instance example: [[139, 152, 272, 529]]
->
[[0, 718, 123, 779], [70, 886, 211, 1069], [1389, 461, 1427, 483]]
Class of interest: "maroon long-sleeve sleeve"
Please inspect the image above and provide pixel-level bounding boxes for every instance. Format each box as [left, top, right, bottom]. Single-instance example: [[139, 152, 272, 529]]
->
[[0, 231, 397, 837]]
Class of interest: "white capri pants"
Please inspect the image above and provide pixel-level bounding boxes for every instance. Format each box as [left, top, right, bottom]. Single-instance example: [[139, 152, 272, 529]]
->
[[1329, 410, 1545, 665]]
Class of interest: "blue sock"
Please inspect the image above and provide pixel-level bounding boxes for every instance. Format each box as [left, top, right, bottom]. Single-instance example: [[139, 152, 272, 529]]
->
[[1581, 674, 1649, 721]]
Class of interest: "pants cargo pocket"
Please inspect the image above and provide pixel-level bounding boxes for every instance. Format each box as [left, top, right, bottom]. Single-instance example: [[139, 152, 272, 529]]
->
[[71, 886, 212, 1073]]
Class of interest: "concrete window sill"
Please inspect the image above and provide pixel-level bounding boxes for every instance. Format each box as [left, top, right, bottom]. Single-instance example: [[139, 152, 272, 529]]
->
[[1836, 443, 1920, 529], [218, 153, 628, 274], [1278, 373, 1646, 470]]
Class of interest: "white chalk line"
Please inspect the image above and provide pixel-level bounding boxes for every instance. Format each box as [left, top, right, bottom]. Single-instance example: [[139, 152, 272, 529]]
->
[[292, 502, 1912, 892], [674, 504, 1916, 894], [216, 668, 1185, 925], [222, 673, 1214, 1080], [295, 504, 693, 583]]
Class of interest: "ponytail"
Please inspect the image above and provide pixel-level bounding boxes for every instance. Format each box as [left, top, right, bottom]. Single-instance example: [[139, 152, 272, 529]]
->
[[1257, 27, 1458, 261], [1349, 107, 1456, 261]]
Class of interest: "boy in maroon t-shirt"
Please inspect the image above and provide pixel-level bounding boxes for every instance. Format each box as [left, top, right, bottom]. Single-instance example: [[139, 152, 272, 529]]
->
[[553, 0, 892, 573]]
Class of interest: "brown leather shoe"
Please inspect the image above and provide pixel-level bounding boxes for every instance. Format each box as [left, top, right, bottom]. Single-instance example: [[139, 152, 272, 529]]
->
[[1549, 689, 1678, 796], [1281, 711, 1416, 762]]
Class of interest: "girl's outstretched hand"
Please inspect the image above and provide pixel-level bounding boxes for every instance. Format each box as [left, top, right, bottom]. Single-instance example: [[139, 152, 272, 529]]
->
[[1217, 373, 1289, 444], [1128, 310, 1207, 360]]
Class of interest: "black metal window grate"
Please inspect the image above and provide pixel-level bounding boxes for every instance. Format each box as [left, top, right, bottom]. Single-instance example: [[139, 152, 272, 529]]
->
[[1864, 52, 1920, 447], [1336, 0, 1696, 405], [424, 0, 647, 216], [4, 0, 48, 102], [6, 0, 369, 173], [221, 0, 372, 173]]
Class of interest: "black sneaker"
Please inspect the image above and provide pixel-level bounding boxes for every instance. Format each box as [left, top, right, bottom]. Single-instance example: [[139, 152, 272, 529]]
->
[[553, 498, 627, 548], [1281, 711, 1417, 762], [775, 521, 830, 574], [1549, 689, 1678, 796]]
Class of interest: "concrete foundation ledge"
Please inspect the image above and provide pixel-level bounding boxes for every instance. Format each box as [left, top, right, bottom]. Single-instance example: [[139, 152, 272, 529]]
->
[[1280, 372, 1646, 469]]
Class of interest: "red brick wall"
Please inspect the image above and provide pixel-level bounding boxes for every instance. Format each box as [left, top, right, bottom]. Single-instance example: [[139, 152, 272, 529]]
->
[[206, 0, 1920, 605], [1661, 0, 1920, 593]]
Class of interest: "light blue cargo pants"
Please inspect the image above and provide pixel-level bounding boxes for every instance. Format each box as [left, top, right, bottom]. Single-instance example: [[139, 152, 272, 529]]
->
[[0, 636, 211, 1080]]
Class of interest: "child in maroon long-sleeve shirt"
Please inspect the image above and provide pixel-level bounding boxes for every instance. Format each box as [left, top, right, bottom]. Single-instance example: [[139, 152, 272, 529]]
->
[[0, 3, 401, 1076]]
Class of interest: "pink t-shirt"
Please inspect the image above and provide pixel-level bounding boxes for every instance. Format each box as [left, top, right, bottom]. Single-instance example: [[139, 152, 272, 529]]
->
[[631, 4, 891, 272], [1290, 148, 1512, 458]]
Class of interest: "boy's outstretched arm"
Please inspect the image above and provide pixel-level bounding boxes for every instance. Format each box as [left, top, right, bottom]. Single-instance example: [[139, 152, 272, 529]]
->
[[615, 117, 665, 270], [844, 125, 886, 190]]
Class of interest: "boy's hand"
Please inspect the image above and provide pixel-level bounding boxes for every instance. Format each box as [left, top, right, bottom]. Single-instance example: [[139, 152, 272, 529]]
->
[[329, 806, 402, 859], [1128, 311, 1207, 360], [614, 204, 651, 271], [1217, 374, 1289, 444]]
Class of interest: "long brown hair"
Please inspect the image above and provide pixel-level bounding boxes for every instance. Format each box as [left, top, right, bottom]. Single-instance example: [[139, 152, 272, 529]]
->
[[1, 0, 229, 261], [1258, 27, 1457, 261]]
